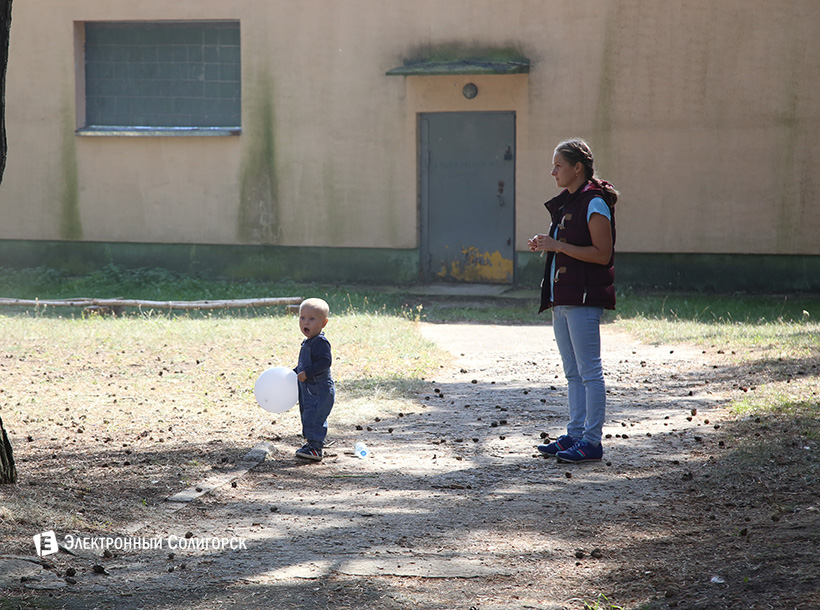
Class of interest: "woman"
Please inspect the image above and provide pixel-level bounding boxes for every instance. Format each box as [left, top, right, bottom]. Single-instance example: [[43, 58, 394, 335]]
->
[[528, 138, 618, 463]]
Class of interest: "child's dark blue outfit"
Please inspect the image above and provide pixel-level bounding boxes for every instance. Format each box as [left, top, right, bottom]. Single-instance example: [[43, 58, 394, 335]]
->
[[295, 332, 335, 452]]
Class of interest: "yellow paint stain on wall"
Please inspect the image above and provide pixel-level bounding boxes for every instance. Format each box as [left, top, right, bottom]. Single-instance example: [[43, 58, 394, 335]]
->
[[436, 246, 513, 283]]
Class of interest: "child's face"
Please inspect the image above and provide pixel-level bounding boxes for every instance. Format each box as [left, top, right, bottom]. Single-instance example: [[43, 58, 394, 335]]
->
[[299, 305, 328, 339]]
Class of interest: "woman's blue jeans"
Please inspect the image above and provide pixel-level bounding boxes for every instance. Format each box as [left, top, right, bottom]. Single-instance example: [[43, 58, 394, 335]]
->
[[552, 305, 606, 445]]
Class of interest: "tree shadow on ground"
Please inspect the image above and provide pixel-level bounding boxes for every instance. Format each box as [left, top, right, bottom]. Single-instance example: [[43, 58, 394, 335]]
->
[[3, 340, 819, 609]]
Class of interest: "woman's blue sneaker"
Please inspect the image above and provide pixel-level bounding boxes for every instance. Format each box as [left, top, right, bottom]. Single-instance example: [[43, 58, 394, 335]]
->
[[537, 435, 579, 457], [556, 440, 603, 463]]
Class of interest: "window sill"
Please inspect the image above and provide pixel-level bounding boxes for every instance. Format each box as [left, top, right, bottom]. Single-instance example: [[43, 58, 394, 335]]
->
[[76, 127, 241, 137]]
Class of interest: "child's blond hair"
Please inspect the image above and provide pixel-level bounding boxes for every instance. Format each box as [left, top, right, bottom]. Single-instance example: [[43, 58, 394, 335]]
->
[[299, 298, 330, 319]]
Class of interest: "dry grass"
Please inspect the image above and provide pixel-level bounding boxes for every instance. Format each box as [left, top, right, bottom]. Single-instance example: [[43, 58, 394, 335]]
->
[[2, 302, 818, 609], [0, 311, 447, 552], [616, 316, 820, 431]]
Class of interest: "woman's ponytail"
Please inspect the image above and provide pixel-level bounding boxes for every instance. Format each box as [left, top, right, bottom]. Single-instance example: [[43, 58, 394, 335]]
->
[[593, 178, 619, 208]]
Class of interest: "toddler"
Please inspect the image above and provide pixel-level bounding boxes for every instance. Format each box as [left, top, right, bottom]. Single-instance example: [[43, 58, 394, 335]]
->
[[293, 298, 335, 461]]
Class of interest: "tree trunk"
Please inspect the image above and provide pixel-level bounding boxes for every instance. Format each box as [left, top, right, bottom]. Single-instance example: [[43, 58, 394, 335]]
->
[[1, 0, 12, 182], [0, 415, 16, 484], [0, 0, 14, 483]]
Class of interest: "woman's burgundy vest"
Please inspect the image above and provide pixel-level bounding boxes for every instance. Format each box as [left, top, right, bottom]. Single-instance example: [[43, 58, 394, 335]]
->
[[539, 181, 616, 313]]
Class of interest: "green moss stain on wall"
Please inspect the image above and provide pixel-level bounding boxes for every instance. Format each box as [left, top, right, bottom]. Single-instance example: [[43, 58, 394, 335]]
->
[[321, 161, 351, 247], [402, 42, 528, 66], [60, 105, 82, 241], [238, 75, 279, 244], [384, 169, 401, 246], [774, 34, 801, 253], [593, 3, 618, 177]]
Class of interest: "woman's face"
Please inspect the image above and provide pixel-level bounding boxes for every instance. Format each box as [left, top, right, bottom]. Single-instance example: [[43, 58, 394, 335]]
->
[[551, 152, 584, 191]]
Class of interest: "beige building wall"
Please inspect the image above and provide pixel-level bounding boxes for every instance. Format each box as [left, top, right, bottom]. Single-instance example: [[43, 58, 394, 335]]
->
[[1, 1, 818, 255]]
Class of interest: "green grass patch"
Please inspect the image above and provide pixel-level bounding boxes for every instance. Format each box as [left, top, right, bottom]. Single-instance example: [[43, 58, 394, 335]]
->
[[3, 265, 819, 425], [583, 594, 623, 610], [731, 381, 819, 443], [5, 265, 820, 326], [0, 265, 417, 318], [614, 291, 819, 436], [615, 289, 819, 324], [615, 316, 820, 357], [614, 290, 820, 359]]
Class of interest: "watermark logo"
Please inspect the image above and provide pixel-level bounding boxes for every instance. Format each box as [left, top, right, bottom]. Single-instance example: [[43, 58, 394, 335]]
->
[[33, 530, 248, 556], [33, 530, 59, 557]]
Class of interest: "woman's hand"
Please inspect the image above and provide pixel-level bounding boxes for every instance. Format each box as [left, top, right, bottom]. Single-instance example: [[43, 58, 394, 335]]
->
[[529, 213, 612, 264], [297, 371, 307, 382], [528, 234, 560, 253]]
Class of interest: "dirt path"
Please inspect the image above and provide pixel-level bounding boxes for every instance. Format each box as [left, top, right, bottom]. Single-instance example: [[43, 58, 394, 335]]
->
[[4, 322, 740, 609]]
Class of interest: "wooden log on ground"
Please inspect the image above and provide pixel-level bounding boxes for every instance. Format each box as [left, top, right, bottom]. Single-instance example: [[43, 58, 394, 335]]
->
[[0, 297, 303, 311]]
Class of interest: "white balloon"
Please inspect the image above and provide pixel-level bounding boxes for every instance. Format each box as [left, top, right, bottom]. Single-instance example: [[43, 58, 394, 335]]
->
[[254, 366, 298, 413]]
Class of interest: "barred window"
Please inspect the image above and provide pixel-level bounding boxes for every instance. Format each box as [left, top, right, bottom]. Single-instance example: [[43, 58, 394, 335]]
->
[[81, 21, 240, 133]]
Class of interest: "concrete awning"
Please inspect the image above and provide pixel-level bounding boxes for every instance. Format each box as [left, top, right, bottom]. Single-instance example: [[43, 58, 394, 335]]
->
[[386, 58, 530, 76]]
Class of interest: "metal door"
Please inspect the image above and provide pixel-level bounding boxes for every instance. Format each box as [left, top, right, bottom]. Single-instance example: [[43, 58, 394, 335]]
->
[[419, 112, 516, 283]]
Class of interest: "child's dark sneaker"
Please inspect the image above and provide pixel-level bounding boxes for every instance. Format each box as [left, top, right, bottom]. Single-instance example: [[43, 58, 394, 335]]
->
[[537, 434, 579, 457], [556, 440, 603, 463], [295, 443, 323, 461]]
